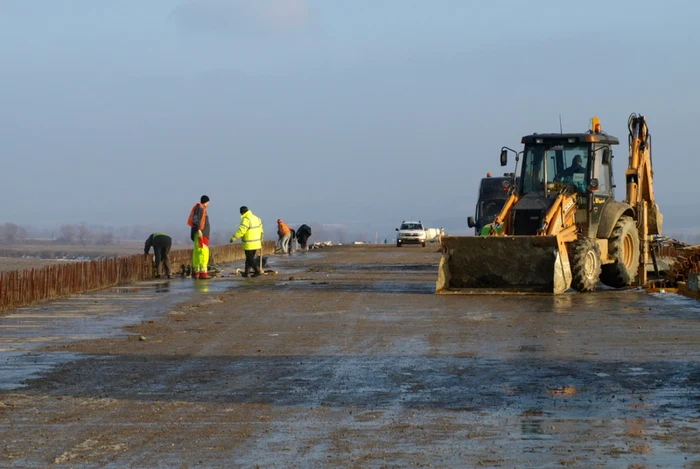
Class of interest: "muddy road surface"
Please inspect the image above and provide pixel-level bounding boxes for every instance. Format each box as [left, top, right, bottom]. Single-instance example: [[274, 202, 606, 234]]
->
[[1, 245, 700, 468]]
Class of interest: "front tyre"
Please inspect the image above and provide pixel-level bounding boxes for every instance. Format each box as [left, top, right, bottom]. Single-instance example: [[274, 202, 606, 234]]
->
[[568, 237, 602, 292], [600, 216, 639, 288]]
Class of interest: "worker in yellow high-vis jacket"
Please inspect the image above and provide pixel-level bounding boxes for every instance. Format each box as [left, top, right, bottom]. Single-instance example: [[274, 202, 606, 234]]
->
[[230, 205, 264, 278]]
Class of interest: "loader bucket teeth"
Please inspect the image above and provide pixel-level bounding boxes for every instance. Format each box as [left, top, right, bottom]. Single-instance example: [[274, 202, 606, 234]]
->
[[436, 236, 572, 295]]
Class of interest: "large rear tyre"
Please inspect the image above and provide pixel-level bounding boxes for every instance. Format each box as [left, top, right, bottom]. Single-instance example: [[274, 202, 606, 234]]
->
[[568, 237, 602, 292], [600, 216, 639, 288]]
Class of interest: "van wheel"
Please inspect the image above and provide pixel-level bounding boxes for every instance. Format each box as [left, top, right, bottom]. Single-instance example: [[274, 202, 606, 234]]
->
[[397, 241, 402, 247], [600, 216, 639, 288], [568, 237, 602, 292], [421, 241, 426, 247]]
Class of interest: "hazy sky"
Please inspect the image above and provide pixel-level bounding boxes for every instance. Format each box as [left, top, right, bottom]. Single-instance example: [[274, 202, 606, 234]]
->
[[1, 0, 698, 237]]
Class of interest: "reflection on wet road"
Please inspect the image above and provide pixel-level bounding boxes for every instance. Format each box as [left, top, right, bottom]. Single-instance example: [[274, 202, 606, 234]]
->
[[0, 274, 236, 389]]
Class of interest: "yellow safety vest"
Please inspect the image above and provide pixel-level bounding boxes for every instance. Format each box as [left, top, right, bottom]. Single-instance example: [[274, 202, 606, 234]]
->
[[233, 210, 264, 250]]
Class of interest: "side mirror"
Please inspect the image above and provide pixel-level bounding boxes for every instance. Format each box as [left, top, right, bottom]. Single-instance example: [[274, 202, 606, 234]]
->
[[467, 216, 475, 228], [500, 149, 508, 167], [395, 228, 399, 231], [602, 148, 612, 165]]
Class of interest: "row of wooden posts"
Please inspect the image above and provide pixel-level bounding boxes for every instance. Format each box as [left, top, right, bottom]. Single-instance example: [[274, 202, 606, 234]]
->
[[0, 242, 275, 312]]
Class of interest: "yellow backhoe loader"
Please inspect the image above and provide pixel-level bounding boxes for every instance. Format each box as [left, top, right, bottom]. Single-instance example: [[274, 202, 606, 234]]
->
[[436, 114, 662, 294]]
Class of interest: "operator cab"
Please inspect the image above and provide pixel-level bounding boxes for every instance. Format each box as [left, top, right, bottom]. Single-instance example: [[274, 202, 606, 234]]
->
[[518, 133, 619, 199], [500, 121, 620, 236]]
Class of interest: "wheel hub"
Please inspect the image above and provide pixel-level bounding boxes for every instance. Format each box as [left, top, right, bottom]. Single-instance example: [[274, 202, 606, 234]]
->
[[584, 251, 597, 278], [623, 233, 635, 268]]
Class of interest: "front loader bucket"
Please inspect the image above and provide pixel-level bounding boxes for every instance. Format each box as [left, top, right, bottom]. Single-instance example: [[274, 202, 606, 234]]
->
[[436, 235, 572, 295]]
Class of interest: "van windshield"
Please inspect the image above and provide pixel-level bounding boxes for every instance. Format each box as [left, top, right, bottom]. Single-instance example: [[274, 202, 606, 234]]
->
[[480, 179, 508, 200]]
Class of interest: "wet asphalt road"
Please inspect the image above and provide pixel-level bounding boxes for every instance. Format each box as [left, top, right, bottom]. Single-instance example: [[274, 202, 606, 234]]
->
[[1, 245, 700, 468]]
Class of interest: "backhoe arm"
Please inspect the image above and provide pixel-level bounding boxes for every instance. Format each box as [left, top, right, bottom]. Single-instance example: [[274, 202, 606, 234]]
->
[[537, 191, 578, 242], [626, 114, 662, 235]]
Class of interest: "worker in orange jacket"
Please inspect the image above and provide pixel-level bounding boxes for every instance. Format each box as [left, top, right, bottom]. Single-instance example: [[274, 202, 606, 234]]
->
[[277, 219, 292, 254], [187, 195, 211, 279]]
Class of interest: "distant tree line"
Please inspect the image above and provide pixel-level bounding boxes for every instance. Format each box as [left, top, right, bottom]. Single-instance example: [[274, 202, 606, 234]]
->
[[56, 223, 115, 246], [0, 222, 115, 246], [1, 220, 375, 247], [0, 223, 28, 244]]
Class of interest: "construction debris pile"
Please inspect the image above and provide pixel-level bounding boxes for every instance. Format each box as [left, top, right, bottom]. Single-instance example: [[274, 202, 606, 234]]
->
[[649, 236, 700, 287], [652, 235, 690, 251], [663, 245, 700, 287]]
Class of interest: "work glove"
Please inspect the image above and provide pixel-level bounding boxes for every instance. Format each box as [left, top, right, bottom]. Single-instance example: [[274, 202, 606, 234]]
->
[[229, 237, 236, 244]]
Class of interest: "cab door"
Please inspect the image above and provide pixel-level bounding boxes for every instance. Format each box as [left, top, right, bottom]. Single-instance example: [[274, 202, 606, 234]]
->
[[588, 144, 614, 235]]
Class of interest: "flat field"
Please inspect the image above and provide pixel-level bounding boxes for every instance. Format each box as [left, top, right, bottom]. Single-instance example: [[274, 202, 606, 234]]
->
[[0, 241, 146, 273]]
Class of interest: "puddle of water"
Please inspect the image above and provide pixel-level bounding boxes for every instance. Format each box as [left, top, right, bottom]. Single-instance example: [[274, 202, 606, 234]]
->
[[279, 280, 436, 295], [330, 264, 438, 272], [0, 262, 285, 390], [0, 351, 88, 390], [271, 252, 325, 262]]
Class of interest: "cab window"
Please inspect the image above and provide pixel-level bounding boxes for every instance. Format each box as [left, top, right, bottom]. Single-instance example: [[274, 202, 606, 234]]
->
[[593, 144, 612, 196], [522, 144, 590, 195]]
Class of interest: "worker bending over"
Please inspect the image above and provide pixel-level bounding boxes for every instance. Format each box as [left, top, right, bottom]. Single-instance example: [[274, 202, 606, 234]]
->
[[277, 219, 292, 254], [296, 224, 312, 250], [144, 232, 172, 278]]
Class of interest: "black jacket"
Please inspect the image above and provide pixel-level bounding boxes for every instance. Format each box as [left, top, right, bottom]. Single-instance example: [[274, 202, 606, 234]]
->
[[296, 224, 312, 239], [145, 233, 172, 254]]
